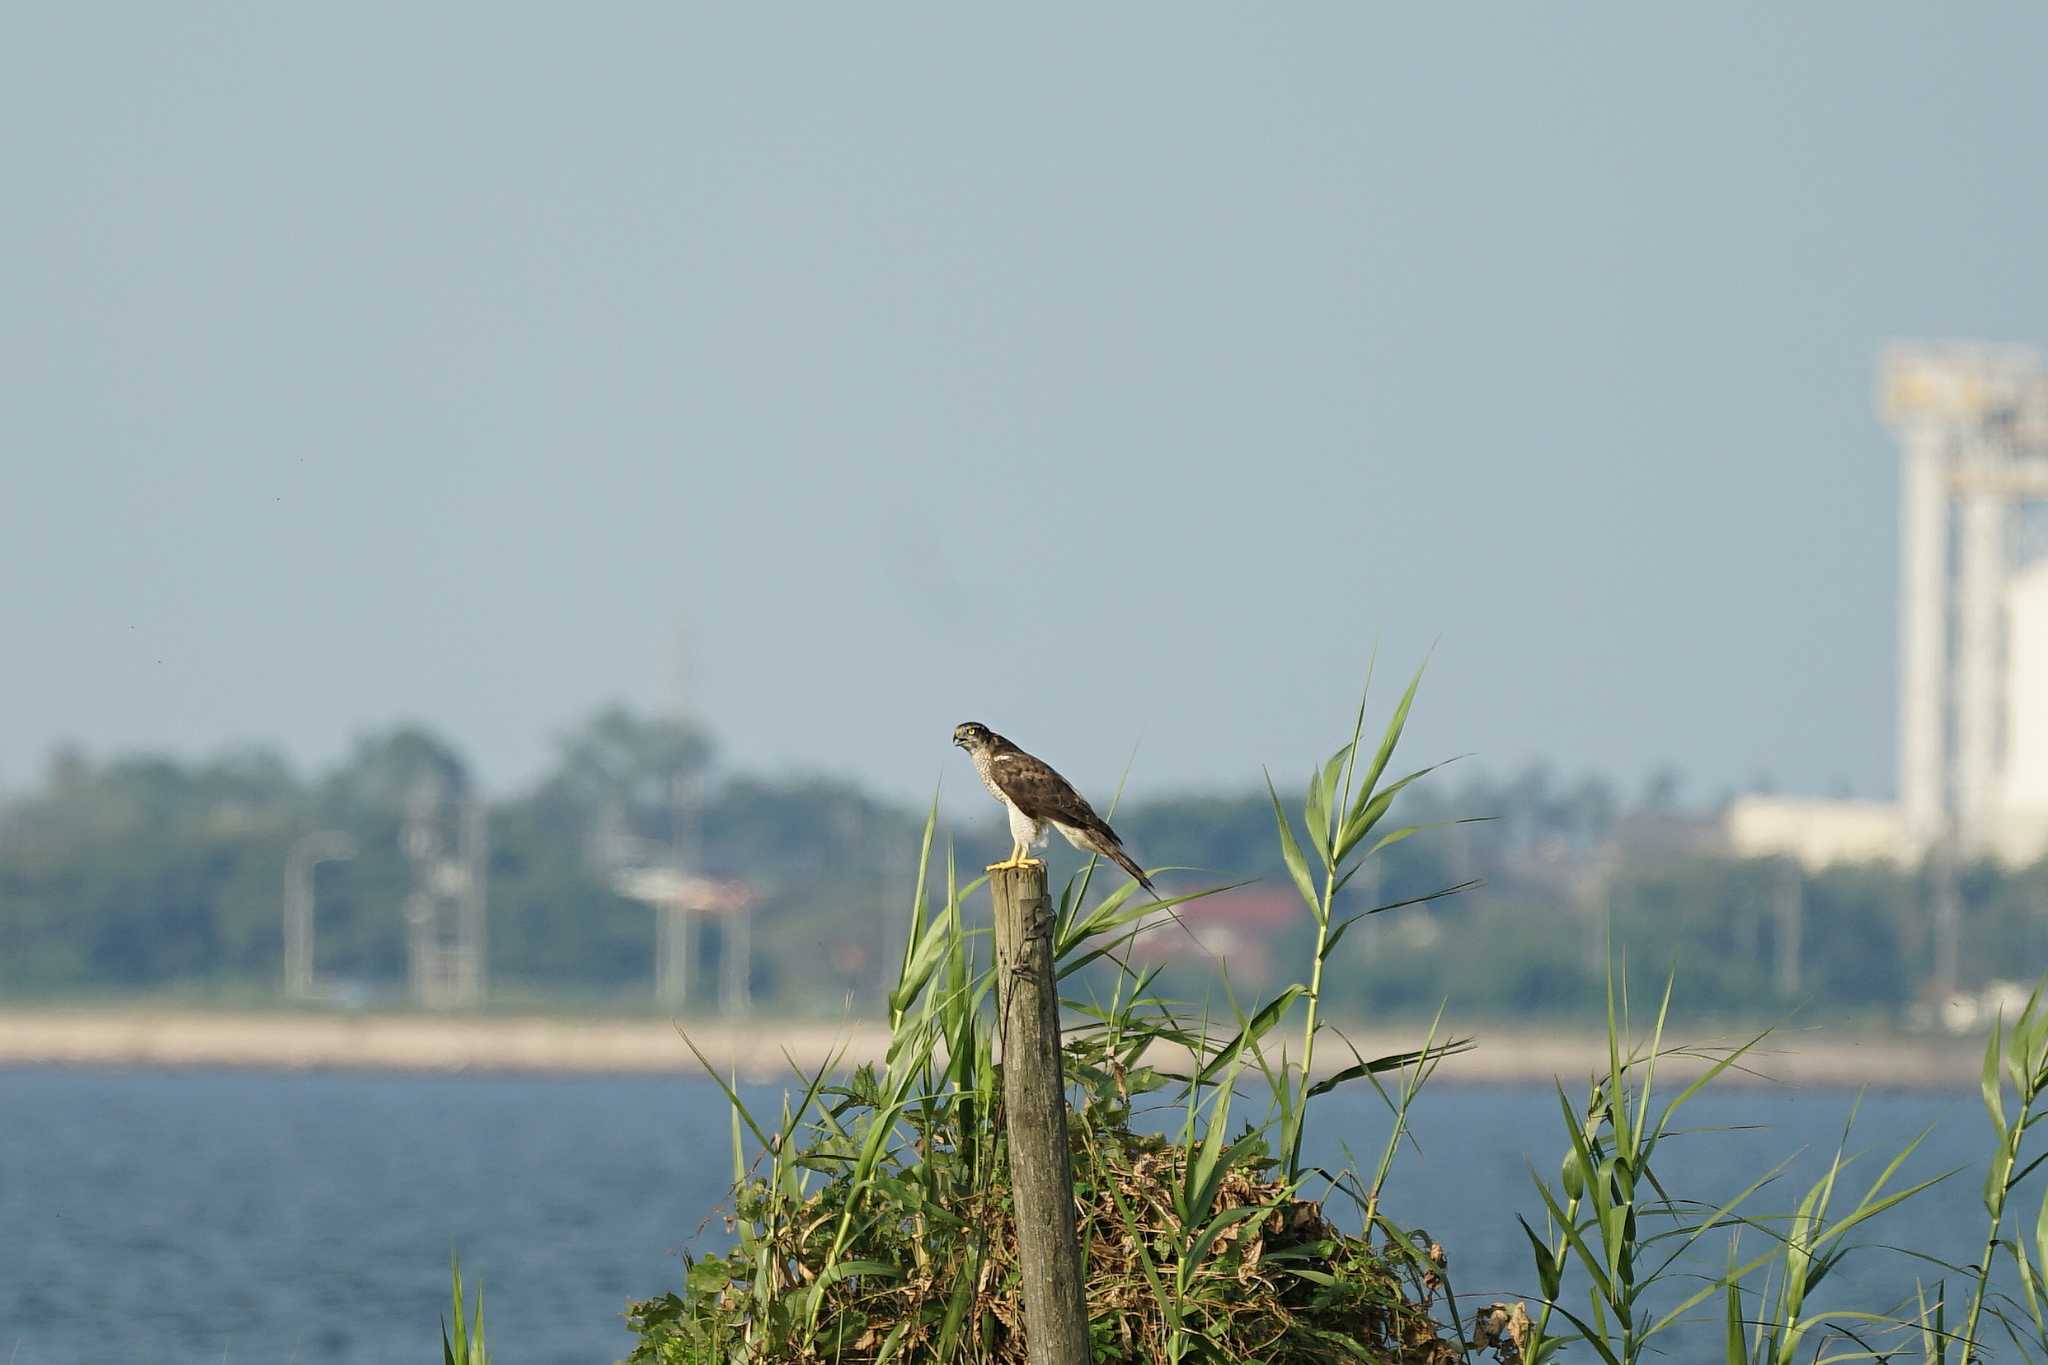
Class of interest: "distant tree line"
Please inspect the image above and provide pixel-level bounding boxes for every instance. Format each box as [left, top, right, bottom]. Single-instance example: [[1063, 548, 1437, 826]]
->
[[0, 708, 920, 1008], [1, 711, 2044, 1024]]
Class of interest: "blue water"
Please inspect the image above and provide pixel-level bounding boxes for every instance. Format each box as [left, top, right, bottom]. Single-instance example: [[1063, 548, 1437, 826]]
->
[[0, 1066, 1993, 1363]]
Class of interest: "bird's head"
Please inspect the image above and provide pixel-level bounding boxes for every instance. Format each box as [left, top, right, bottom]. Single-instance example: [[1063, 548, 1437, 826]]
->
[[952, 722, 993, 753]]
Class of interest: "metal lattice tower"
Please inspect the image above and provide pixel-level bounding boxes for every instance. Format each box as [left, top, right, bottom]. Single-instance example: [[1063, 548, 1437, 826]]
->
[[402, 776, 488, 1009]]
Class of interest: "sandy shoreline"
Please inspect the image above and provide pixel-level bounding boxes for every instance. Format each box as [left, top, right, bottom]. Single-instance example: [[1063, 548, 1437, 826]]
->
[[0, 1007, 1986, 1089]]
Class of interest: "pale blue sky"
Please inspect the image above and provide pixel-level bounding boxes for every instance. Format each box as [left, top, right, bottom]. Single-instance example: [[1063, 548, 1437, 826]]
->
[[4, 6, 2045, 806]]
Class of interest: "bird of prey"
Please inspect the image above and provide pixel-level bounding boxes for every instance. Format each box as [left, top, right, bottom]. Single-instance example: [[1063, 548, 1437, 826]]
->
[[951, 722, 1157, 894]]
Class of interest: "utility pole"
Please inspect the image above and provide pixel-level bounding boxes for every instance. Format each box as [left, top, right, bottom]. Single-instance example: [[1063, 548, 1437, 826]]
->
[[989, 862, 1090, 1364], [657, 768, 706, 1010], [1576, 845, 1616, 977], [661, 632, 706, 1010], [1930, 842, 1963, 1001], [718, 907, 751, 1015], [1771, 859, 1803, 997], [456, 796, 488, 1006], [655, 893, 694, 1010], [282, 831, 354, 1000]]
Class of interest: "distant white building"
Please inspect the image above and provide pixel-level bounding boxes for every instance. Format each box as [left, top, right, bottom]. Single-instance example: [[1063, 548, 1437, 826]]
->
[[1726, 343, 2048, 871], [1725, 796, 1908, 871]]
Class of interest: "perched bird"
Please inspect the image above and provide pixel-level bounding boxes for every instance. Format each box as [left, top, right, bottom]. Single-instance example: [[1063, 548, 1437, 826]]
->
[[951, 722, 1157, 894]]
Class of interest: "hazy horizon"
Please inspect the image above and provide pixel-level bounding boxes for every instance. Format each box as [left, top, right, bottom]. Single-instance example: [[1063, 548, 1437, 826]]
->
[[9, 6, 2048, 808]]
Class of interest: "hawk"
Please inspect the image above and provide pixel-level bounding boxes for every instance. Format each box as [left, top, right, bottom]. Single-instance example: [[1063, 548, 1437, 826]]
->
[[952, 722, 1157, 894]]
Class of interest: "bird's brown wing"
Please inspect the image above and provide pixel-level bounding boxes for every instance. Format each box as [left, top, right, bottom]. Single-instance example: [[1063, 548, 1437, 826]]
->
[[988, 742, 1157, 894], [987, 743, 1101, 828]]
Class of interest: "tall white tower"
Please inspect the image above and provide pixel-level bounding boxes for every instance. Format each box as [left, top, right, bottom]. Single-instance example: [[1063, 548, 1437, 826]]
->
[[2005, 558, 2048, 857], [1882, 343, 2048, 858]]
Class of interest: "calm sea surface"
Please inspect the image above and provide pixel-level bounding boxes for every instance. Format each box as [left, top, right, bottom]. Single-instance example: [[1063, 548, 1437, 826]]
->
[[0, 1065, 1998, 1363]]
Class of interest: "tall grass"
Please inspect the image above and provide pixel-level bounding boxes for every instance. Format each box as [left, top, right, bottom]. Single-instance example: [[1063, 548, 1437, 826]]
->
[[1938, 984, 2048, 1363], [1504, 970, 1944, 1365], [1502, 967, 2048, 1365], [1263, 659, 1478, 1185], [442, 1255, 489, 1365]]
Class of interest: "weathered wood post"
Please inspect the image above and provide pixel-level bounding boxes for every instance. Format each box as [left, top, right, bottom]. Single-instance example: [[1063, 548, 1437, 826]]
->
[[989, 862, 1091, 1364]]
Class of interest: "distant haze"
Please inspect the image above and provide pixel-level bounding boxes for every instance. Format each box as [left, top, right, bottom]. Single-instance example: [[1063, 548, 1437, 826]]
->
[[6, 5, 2047, 806]]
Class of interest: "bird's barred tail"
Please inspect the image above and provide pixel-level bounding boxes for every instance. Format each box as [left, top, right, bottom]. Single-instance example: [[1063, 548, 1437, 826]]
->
[[1104, 841, 1158, 898], [1085, 825, 1210, 956]]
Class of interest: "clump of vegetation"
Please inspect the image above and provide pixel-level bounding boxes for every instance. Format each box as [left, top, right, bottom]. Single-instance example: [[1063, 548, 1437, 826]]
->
[[630, 1100, 1461, 1363], [626, 668, 1488, 1362], [606, 667, 2048, 1363]]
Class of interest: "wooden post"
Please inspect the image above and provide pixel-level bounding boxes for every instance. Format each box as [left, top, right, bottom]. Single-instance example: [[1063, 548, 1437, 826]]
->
[[990, 863, 1091, 1365]]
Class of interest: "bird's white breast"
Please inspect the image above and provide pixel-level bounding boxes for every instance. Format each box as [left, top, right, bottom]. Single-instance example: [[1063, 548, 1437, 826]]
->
[[973, 748, 1046, 845], [970, 747, 1007, 802]]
